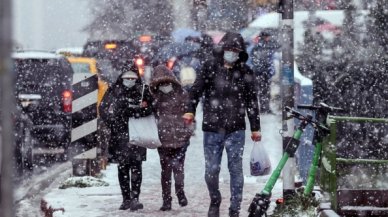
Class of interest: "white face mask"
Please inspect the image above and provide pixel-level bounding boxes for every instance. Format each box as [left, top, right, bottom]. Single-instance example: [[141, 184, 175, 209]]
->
[[223, 51, 239, 63], [159, 84, 173, 94], [123, 79, 136, 88]]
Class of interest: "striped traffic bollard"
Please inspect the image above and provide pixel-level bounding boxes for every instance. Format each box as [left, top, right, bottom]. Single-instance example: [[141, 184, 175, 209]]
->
[[71, 72, 99, 158]]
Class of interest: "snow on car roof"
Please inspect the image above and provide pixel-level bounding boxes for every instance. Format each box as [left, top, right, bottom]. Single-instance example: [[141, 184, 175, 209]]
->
[[55, 47, 83, 55], [12, 51, 62, 59]]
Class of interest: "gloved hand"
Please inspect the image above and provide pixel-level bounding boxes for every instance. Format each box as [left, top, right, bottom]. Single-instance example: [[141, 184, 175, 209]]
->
[[251, 131, 262, 142], [182, 113, 195, 125], [140, 101, 148, 108]]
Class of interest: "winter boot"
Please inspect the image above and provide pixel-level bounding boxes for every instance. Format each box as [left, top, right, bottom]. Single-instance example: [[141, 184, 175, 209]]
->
[[177, 192, 188, 207], [129, 198, 143, 211], [119, 200, 132, 210], [208, 204, 220, 217], [229, 209, 239, 217], [160, 200, 172, 211]]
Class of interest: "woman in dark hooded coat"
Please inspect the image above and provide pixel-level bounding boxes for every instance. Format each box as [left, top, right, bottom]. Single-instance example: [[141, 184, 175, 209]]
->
[[100, 64, 153, 211], [149, 65, 193, 211]]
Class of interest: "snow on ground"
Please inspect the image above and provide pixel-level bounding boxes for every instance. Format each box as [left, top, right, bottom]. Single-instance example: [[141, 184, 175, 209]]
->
[[41, 107, 284, 217]]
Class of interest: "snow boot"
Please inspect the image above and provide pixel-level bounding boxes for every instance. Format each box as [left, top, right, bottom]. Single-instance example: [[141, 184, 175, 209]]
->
[[229, 209, 239, 217], [177, 192, 188, 207], [160, 200, 172, 211], [119, 200, 132, 210], [208, 204, 220, 217], [129, 198, 143, 211]]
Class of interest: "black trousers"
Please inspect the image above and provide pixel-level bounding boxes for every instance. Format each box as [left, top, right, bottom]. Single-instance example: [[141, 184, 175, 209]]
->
[[157, 143, 189, 202], [118, 159, 142, 201], [257, 75, 271, 113]]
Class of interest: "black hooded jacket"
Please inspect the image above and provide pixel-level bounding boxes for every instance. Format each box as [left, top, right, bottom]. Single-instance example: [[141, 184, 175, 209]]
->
[[100, 66, 153, 162], [187, 32, 261, 134]]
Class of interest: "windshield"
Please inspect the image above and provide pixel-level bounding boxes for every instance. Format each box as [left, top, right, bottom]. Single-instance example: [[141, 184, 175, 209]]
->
[[70, 62, 91, 74]]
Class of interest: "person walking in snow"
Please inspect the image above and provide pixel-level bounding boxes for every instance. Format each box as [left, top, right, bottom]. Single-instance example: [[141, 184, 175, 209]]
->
[[149, 65, 193, 211], [250, 31, 279, 114], [100, 64, 153, 211], [182, 32, 262, 217]]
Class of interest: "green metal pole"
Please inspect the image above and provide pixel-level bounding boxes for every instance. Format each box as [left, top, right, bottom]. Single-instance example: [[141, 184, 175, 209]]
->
[[303, 142, 322, 196], [261, 129, 303, 195], [293, 128, 303, 140], [262, 153, 290, 195]]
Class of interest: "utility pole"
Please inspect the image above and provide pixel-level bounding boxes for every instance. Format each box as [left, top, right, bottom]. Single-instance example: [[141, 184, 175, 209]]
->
[[172, 0, 192, 30], [0, 0, 14, 216], [280, 0, 296, 199], [192, 0, 207, 31]]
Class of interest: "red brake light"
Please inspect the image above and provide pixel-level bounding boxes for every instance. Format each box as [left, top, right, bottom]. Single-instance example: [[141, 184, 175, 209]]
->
[[167, 58, 175, 70], [275, 198, 284, 205], [62, 90, 72, 113]]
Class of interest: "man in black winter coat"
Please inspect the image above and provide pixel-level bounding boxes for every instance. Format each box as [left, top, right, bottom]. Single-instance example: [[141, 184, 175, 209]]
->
[[183, 32, 262, 217], [100, 64, 153, 211]]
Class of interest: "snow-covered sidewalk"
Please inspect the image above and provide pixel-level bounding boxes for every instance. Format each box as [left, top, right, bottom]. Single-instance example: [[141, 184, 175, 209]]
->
[[42, 113, 284, 217]]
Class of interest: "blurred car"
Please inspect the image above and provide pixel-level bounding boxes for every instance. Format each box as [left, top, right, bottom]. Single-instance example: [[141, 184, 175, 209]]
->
[[1, 77, 40, 178], [66, 56, 108, 108], [131, 34, 171, 83], [82, 40, 137, 84], [13, 94, 41, 174], [82, 40, 135, 70], [13, 51, 73, 158]]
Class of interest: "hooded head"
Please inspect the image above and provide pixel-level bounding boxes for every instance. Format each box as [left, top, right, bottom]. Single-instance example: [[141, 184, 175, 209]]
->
[[149, 65, 181, 95], [115, 63, 142, 89], [216, 32, 248, 64]]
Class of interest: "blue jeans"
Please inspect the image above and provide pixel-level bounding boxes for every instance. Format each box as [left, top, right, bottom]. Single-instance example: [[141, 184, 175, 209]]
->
[[203, 130, 245, 211]]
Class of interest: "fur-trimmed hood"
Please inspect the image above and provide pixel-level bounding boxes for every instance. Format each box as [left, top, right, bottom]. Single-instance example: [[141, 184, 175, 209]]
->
[[149, 65, 181, 94]]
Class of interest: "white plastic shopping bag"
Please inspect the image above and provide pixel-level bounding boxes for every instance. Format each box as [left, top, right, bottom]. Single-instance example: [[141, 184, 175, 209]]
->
[[128, 115, 162, 149], [127, 83, 162, 149], [250, 142, 271, 176]]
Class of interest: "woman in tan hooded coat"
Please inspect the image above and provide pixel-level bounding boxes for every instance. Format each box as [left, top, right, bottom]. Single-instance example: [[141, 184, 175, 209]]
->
[[150, 65, 193, 211]]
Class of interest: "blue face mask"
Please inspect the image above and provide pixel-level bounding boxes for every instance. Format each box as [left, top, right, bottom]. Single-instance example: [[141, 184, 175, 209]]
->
[[223, 51, 239, 63], [123, 79, 136, 88], [159, 84, 173, 94]]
